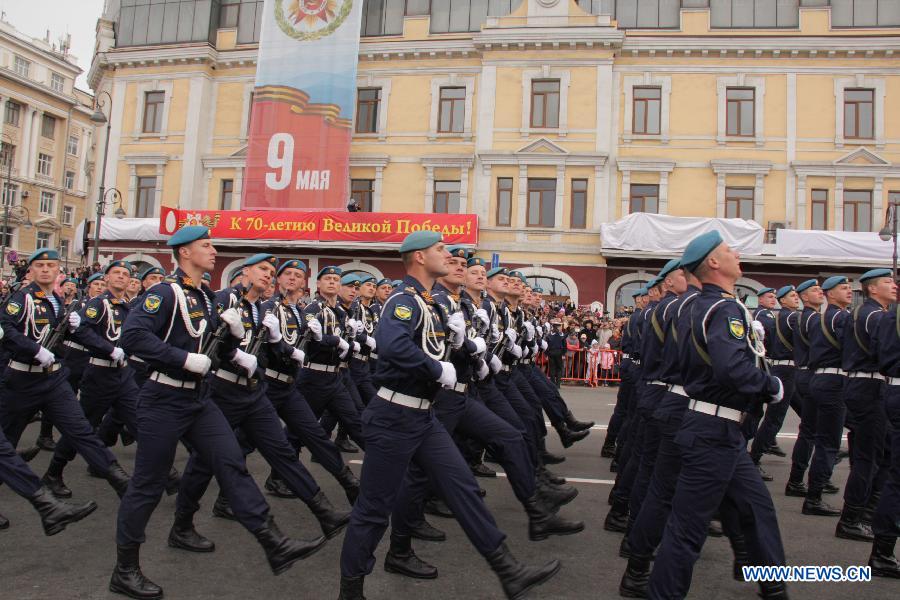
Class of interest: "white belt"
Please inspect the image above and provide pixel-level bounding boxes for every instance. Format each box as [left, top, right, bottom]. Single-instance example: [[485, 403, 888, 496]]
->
[[621, 353, 631, 359], [814, 367, 847, 376], [647, 379, 667, 387], [63, 341, 86, 351], [499, 364, 511, 373], [887, 377, 900, 387], [89, 357, 123, 368], [264, 368, 294, 383], [129, 355, 145, 363], [149, 371, 196, 389], [768, 359, 794, 366], [668, 384, 688, 397], [520, 358, 533, 365], [377, 387, 431, 410], [8, 360, 61, 373], [352, 352, 369, 362], [688, 400, 743, 423], [306, 362, 340, 373], [214, 370, 254, 386], [370, 352, 378, 360], [339, 361, 349, 369], [847, 371, 885, 381], [445, 382, 468, 394]]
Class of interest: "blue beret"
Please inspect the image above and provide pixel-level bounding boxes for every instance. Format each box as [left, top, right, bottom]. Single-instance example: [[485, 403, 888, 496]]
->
[[87, 273, 104, 284], [487, 267, 508, 279], [468, 257, 488, 268], [859, 268, 892, 283], [775, 285, 795, 299], [63, 277, 78, 285], [795, 279, 819, 294], [392, 279, 404, 287], [446, 245, 471, 260], [29, 248, 59, 264], [399, 230, 442, 254], [680, 230, 724, 273], [167, 225, 209, 247], [317, 266, 342, 280], [822, 275, 849, 291], [201, 272, 212, 282], [657, 258, 682, 280], [104, 260, 133, 274], [508, 270, 527, 283], [357, 274, 376, 285], [340, 274, 361, 286], [277, 259, 307, 277], [376, 278, 392, 287], [533, 287, 544, 293], [229, 270, 243, 283], [631, 287, 647, 298], [757, 287, 776, 296], [648, 276, 664, 289], [243, 253, 278, 268]]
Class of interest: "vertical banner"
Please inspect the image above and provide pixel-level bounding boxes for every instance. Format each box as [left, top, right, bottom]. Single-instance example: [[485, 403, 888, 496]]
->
[[243, 0, 364, 211]]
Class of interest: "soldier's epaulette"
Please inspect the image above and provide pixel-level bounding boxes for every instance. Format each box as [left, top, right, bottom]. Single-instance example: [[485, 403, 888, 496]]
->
[[164, 276, 178, 283], [721, 292, 735, 299], [403, 286, 417, 295]]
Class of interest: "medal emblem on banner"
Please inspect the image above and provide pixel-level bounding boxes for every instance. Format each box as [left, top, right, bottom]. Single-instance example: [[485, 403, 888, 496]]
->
[[276, 0, 352, 41]]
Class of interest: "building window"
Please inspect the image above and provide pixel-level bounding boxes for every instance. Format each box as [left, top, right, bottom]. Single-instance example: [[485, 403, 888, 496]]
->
[[41, 114, 56, 139], [496, 177, 513, 227], [136, 176, 157, 218], [219, 0, 240, 27], [811, 189, 828, 231], [14, 55, 30, 78], [67, 135, 79, 156], [844, 88, 874, 139], [50, 72, 65, 93], [361, 0, 405, 36], [117, 0, 223, 47], [633, 86, 661, 135], [710, 0, 800, 28], [725, 187, 754, 220], [430, 0, 524, 33], [831, 0, 900, 27], [571, 179, 588, 229], [630, 184, 659, 214], [351, 179, 374, 212], [142, 91, 165, 133], [59, 239, 70, 258], [1, 183, 18, 207], [39, 191, 55, 215], [36, 231, 52, 250], [406, 0, 430, 15], [4, 101, 21, 126], [62, 205, 74, 226], [843, 190, 872, 232], [437, 87, 466, 134], [37, 153, 52, 177], [219, 179, 234, 210], [531, 80, 560, 129], [433, 180, 461, 214], [527, 178, 557, 227], [0, 226, 13, 247], [726, 88, 755, 136], [64, 171, 75, 191], [355, 88, 380, 134], [0, 143, 14, 169]]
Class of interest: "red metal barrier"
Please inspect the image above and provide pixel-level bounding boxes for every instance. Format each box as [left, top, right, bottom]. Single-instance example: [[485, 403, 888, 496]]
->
[[540, 348, 622, 386]]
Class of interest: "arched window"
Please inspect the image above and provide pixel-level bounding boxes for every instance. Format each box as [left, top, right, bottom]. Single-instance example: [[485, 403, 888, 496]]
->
[[526, 275, 570, 301], [344, 269, 376, 282], [614, 279, 646, 311]]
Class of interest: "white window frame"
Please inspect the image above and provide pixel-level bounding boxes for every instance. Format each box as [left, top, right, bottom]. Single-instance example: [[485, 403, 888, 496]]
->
[[36, 230, 53, 250], [354, 74, 391, 141], [39, 191, 55, 215], [64, 171, 75, 190], [834, 76, 886, 150], [36, 153, 52, 177], [521, 67, 571, 137], [616, 158, 676, 216], [50, 72, 65, 93], [622, 74, 672, 144], [716, 74, 765, 147], [711, 160, 772, 226], [14, 55, 30, 78], [62, 204, 74, 226], [1, 182, 18, 206], [59, 238, 70, 258], [66, 135, 79, 156], [132, 80, 174, 140], [429, 75, 475, 141]]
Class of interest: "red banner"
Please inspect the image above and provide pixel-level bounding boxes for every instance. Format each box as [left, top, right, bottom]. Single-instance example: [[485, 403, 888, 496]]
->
[[159, 207, 478, 245]]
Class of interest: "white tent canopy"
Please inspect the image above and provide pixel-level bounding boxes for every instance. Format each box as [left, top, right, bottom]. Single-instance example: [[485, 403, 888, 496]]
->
[[775, 228, 894, 262], [74, 218, 166, 256], [600, 212, 765, 255]]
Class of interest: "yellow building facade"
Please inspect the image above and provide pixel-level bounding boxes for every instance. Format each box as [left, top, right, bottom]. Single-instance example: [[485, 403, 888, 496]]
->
[[88, 0, 900, 308]]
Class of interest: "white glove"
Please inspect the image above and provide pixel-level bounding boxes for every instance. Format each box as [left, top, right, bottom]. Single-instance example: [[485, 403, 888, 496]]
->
[[352, 341, 361, 353], [68, 312, 81, 332], [523, 321, 535, 341], [540, 340, 548, 351], [220, 308, 245, 338], [470, 337, 486, 355], [769, 376, 784, 404], [232, 349, 258, 377], [306, 318, 323, 341], [183, 352, 212, 375], [489, 323, 501, 344], [35, 346, 55, 368], [437, 361, 457, 387], [291, 348, 305, 365], [347, 319, 363, 335], [447, 312, 466, 347], [0, 325, 4, 340], [489, 354, 502, 374], [521, 345, 531, 359], [110, 347, 126, 365], [476, 360, 490, 380], [262, 313, 282, 343], [505, 328, 518, 344], [508, 344, 523, 359], [751, 320, 765, 342], [474, 309, 490, 330], [543, 322, 551, 334], [365, 336, 377, 350], [337, 337, 350, 359]]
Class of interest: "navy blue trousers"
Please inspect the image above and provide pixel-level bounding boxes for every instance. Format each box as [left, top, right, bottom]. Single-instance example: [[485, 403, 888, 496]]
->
[[475, 379, 538, 466], [298, 369, 364, 449], [340, 397, 505, 576], [749, 365, 801, 462], [608, 361, 635, 441], [511, 368, 548, 438], [628, 384, 668, 518], [873, 384, 900, 536], [648, 411, 785, 599], [523, 364, 568, 426], [116, 382, 269, 545], [616, 379, 646, 471], [843, 378, 887, 507], [789, 369, 816, 482], [0, 425, 41, 497], [808, 373, 847, 495], [493, 371, 544, 462]]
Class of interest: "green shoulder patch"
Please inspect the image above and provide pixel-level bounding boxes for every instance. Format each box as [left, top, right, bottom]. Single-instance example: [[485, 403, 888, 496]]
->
[[304, 313, 315, 321], [85, 306, 98, 319], [6, 301, 21, 316], [728, 317, 745, 340], [143, 294, 162, 314], [393, 304, 413, 321]]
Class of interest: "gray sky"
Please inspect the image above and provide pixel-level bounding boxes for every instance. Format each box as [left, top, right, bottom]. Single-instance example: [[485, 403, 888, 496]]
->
[[1, 0, 105, 90]]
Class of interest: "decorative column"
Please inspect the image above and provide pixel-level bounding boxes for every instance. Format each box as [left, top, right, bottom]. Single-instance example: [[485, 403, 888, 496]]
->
[[834, 176, 845, 231], [516, 164, 528, 228], [795, 175, 807, 229], [620, 170, 630, 218], [423, 166, 434, 213], [754, 173, 766, 226], [715, 173, 726, 218], [373, 165, 384, 212], [459, 166, 470, 214], [554, 165, 565, 227], [874, 176, 885, 231], [659, 171, 670, 215]]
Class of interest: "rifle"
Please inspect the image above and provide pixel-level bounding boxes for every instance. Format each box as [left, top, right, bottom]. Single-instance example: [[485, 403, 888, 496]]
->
[[202, 289, 247, 370], [246, 308, 272, 358], [44, 299, 80, 355]]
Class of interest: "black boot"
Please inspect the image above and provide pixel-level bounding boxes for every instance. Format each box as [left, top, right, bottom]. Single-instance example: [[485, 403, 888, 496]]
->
[[167, 511, 215, 552], [164, 467, 180, 497], [212, 492, 236, 521], [265, 473, 296, 498], [337, 575, 366, 600], [610, 458, 619, 473], [410, 519, 446, 542], [537, 465, 567, 486], [604, 495, 629, 533], [619, 554, 651, 598], [485, 542, 560, 600], [536, 481, 578, 512], [756, 462, 774, 482], [823, 480, 840, 495], [869, 535, 900, 578], [523, 495, 584, 541], [540, 450, 566, 465], [835, 504, 874, 542], [335, 433, 359, 454], [336, 465, 360, 505], [860, 492, 880, 526], [36, 435, 56, 452], [600, 435, 617, 459], [0, 511, 7, 530], [471, 460, 498, 477], [18, 446, 40, 462], [729, 533, 750, 581], [619, 532, 632, 558], [105, 462, 131, 498], [758, 581, 789, 599], [565, 410, 595, 432], [109, 544, 163, 600], [424, 498, 454, 519], [28, 487, 97, 536], [802, 491, 841, 516], [306, 490, 351, 539], [707, 519, 724, 538], [384, 533, 438, 579], [254, 515, 326, 575], [88, 464, 107, 479], [785, 479, 807, 498], [554, 422, 589, 448], [764, 444, 787, 457], [41, 458, 72, 498]]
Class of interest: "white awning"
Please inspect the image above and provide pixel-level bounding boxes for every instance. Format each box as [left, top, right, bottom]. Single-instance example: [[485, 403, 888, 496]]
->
[[775, 228, 893, 262], [74, 218, 166, 256], [600, 212, 764, 255]]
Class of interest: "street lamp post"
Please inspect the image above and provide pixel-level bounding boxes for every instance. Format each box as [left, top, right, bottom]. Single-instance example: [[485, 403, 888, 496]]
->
[[879, 199, 900, 282], [90, 90, 114, 265]]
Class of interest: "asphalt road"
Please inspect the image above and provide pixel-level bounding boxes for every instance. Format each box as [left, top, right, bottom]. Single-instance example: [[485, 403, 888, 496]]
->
[[0, 385, 891, 599]]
